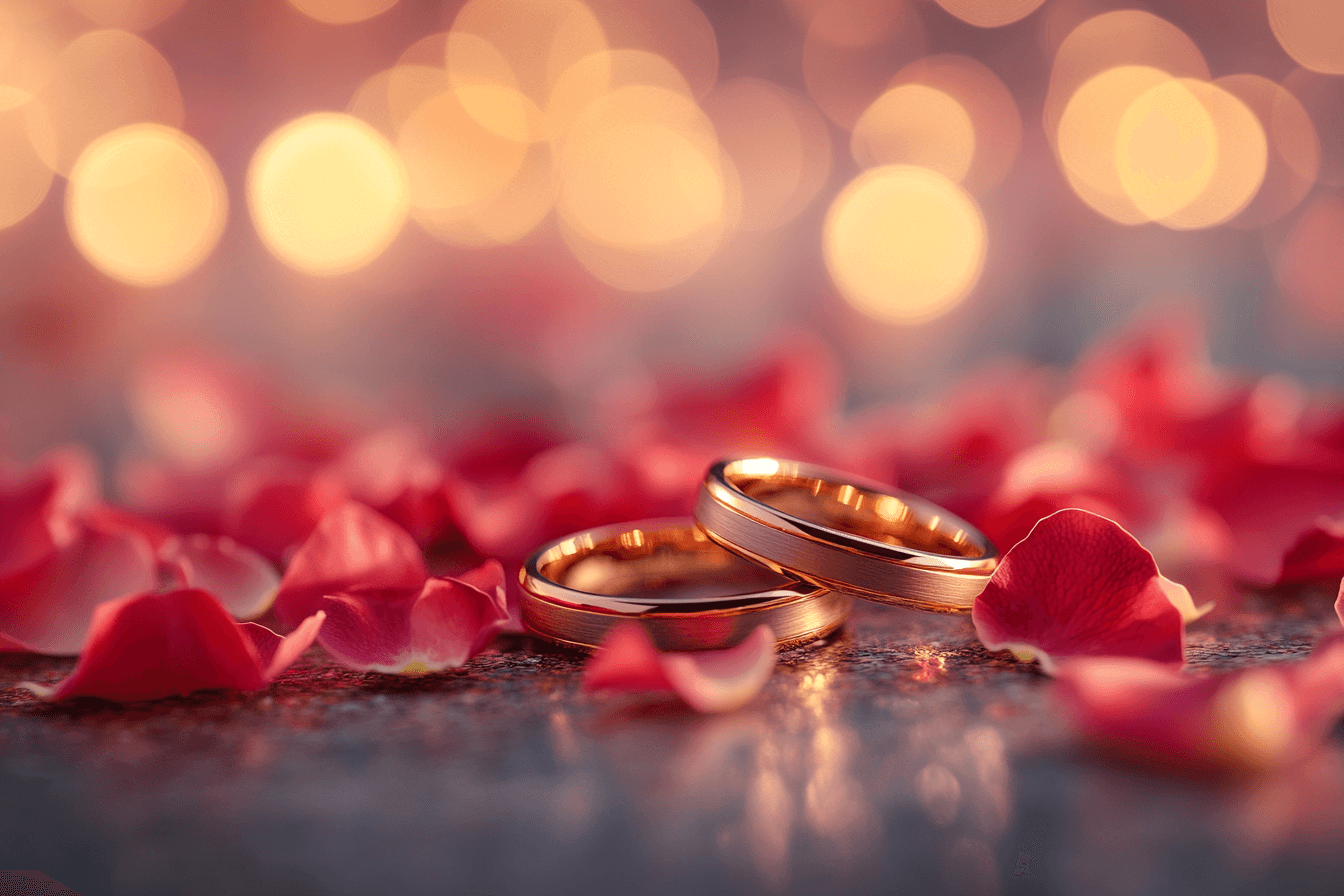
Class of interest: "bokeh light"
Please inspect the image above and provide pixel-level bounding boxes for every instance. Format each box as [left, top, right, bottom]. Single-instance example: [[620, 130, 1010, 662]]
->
[[933, 0, 1045, 29], [586, 0, 718, 98], [247, 112, 408, 277], [1218, 74, 1318, 229], [287, 0, 400, 25], [1114, 78, 1218, 224], [1057, 64, 1173, 225], [802, 0, 927, 129], [547, 48, 693, 141], [1268, 0, 1344, 76], [1275, 193, 1344, 330], [68, 0, 190, 31], [26, 28, 183, 176], [891, 54, 1020, 194], [0, 103, 53, 229], [556, 84, 729, 291], [66, 123, 226, 287], [851, 83, 975, 183], [703, 77, 831, 232], [824, 164, 986, 325], [1044, 11, 1207, 156]]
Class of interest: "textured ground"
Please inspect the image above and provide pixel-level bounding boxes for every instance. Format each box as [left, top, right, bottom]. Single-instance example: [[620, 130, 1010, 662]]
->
[[2, 590, 1343, 896]]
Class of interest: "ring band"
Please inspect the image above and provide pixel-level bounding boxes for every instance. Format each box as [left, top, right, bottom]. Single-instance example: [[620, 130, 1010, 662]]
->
[[695, 458, 998, 614], [520, 518, 851, 651]]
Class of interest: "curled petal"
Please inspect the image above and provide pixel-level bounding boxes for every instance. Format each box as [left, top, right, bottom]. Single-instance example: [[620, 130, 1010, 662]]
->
[[583, 623, 777, 713], [317, 572, 509, 674], [242, 611, 326, 681], [21, 590, 323, 702], [273, 501, 428, 629], [972, 509, 1188, 673], [1278, 518, 1344, 586], [161, 535, 280, 620], [0, 523, 158, 655]]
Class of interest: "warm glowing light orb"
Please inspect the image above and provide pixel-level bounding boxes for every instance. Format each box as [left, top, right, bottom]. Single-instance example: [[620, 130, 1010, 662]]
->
[[248, 112, 408, 277], [1115, 78, 1218, 223], [934, 0, 1045, 28], [286, 0, 400, 25], [66, 124, 226, 287], [823, 164, 986, 325], [1218, 73, 1319, 228], [851, 83, 975, 183], [1268, 0, 1344, 76]]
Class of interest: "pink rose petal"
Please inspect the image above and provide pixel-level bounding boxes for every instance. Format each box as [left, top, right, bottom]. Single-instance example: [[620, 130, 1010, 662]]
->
[[972, 509, 1189, 673], [1278, 518, 1344, 586], [161, 535, 280, 620], [0, 522, 158, 655], [583, 623, 777, 713], [316, 568, 509, 674], [273, 501, 428, 629], [21, 589, 324, 702]]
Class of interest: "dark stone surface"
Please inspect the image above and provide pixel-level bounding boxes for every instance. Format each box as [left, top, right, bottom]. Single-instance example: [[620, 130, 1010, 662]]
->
[[2, 592, 1343, 896]]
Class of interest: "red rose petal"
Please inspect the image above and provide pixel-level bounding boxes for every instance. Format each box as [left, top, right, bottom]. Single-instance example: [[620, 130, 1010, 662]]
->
[[161, 535, 280, 620], [335, 428, 456, 548], [1278, 518, 1344, 586], [583, 623, 777, 713], [972, 509, 1188, 673], [21, 589, 324, 702], [242, 611, 325, 680], [317, 573, 508, 674], [1056, 637, 1344, 774], [222, 459, 348, 564], [273, 501, 428, 629], [0, 446, 99, 578], [0, 523, 158, 655]]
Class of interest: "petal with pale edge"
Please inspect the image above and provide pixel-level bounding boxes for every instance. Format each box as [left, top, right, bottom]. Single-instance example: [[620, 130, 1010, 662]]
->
[[20, 589, 323, 702], [273, 501, 428, 629], [316, 562, 510, 674], [1055, 636, 1344, 774], [1278, 518, 1344, 586], [583, 623, 777, 713], [972, 509, 1188, 673], [161, 535, 280, 620]]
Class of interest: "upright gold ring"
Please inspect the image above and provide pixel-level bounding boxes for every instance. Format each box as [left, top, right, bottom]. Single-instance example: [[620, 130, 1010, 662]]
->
[[520, 518, 851, 651], [695, 458, 998, 614]]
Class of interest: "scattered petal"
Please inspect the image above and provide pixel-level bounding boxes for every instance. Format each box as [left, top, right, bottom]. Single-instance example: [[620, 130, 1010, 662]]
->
[[273, 501, 428, 629], [584, 623, 777, 713], [972, 509, 1188, 673], [21, 589, 323, 702], [1278, 517, 1344, 586], [161, 535, 280, 620]]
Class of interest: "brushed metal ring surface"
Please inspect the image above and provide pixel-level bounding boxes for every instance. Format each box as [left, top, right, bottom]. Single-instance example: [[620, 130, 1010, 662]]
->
[[520, 518, 851, 651], [695, 458, 998, 614]]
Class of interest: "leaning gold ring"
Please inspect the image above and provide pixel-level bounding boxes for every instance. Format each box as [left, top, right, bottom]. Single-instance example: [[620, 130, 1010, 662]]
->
[[695, 458, 998, 614], [520, 518, 851, 651]]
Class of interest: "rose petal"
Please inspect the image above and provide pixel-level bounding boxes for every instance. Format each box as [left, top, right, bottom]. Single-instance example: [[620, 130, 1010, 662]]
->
[[1278, 518, 1344, 586], [222, 459, 348, 564], [972, 509, 1188, 673], [20, 589, 324, 702], [316, 573, 508, 674], [0, 446, 100, 578], [335, 427, 457, 548], [161, 535, 280, 620], [241, 611, 326, 681], [583, 623, 777, 713], [1056, 639, 1344, 774], [0, 522, 158, 655], [273, 501, 428, 629]]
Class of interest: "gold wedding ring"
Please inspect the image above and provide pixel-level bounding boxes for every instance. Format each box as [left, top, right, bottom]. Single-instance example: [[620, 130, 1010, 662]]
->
[[696, 458, 998, 614], [520, 518, 851, 651]]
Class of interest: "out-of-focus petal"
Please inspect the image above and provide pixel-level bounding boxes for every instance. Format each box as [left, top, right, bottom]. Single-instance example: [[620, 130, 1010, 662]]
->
[[273, 501, 428, 629], [584, 623, 777, 713], [0, 522, 158, 655], [334, 427, 457, 548], [21, 589, 323, 702], [1278, 518, 1344, 586], [316, 573, 508, 674], [161, 535, 280, 620], [0, 446, 100, 578], [1056, 637, 1344, 774], [972, 509, 1188, 673], [221, 459, 348, 564]]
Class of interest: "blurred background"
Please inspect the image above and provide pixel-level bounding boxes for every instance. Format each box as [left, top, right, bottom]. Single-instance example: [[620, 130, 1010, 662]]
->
[[0, 0, 1341, 497]]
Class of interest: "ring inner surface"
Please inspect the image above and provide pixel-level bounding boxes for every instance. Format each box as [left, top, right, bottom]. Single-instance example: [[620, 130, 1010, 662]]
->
[[540, 524, 805, 610], [730, 469, 986, 558]]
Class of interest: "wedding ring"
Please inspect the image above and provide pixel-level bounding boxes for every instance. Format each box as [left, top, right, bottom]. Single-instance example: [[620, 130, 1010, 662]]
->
[[696, 458, 998, 614], [520, 518, 851, 651]]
